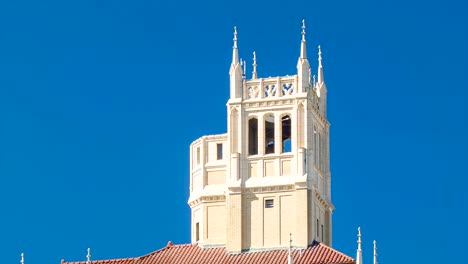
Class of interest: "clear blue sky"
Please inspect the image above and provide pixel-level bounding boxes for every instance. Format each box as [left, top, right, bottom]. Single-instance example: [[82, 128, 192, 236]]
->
[[1, 0, 467, 263]]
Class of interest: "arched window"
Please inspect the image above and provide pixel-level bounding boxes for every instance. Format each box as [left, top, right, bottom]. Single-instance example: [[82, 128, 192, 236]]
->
[[316, 219, 319, 238], [282, 115, 291, 153], [321, 224, 324, 241], [265, 114, 275, 154], [248, 118, 258, 155]]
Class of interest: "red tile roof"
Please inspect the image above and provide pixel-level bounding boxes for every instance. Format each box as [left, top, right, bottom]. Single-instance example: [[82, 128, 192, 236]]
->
[[62, 241, 355, 264]]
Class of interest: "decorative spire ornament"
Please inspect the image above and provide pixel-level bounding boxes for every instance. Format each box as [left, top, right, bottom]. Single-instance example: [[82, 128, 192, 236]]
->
[[317, 45, 324, 84], [20, 253, 24, 264], [302, 19, 306, 41], [229, 25, 243, 99], [373, 240, 378, 264], [233, 26, 238, 48], [232, 26, 239, 65], [86, 248, 91, 264], [252, 51, 258, 79], [242, 59, 246, 77], [300, 19, 307, 59], [356, 227, 363, 264]]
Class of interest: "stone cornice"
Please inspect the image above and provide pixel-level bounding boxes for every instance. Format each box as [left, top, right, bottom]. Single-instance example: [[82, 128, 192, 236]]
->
[[313, 185, 334, 210], [188, 195, 226, 207]]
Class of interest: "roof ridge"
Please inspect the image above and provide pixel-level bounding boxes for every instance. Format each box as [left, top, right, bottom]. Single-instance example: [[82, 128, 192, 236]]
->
[[316, 242, 355, 261], [63, 256, 139, 264], [137, 242, 196, 259]]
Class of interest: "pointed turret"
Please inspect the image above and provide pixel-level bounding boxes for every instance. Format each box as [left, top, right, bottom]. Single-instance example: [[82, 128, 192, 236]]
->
[[297, 19, 310, 93], [229, 26, 243, 99], [252, 51, 258, 79], [316, 45, 328, 116], [373, 240, 378, 264], [356, 227, 363, 264]]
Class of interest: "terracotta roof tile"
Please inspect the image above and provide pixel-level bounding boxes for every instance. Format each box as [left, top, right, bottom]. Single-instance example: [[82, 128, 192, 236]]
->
[[63, 242, 354, 264]]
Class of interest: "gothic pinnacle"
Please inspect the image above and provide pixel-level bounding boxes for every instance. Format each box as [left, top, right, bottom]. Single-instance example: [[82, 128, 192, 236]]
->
[[300, 19, 307, 59], [317, 45, 324, 84], [232, 26, 239, 65], [86, 248, 91, 264], [356, 227, 363, 264], [302, 19, 306, 42], [252, 51, 258, 79], [233, 26, 238, 48], [373, 240, 378, 264]]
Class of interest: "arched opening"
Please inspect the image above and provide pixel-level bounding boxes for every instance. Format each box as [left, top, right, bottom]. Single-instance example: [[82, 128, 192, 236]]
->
[[265, 114, 275, 154], [281, 115, 291, 153], [248, 118, 258, 155]]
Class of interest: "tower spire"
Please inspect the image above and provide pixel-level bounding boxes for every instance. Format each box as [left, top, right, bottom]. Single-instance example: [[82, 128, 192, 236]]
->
[[86, 248, 91, 264], [317, 45, 324, 83], [252, 51, 258, 79], [20, 253, 24, 264], [373, 240, 378, 264], [300, 19, 307, 59], [356, 227, 363, 264], [232, 26, 239, 65]]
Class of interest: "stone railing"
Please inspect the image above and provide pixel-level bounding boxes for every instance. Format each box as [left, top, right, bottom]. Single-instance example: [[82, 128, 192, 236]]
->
[[244, 76, 297, 100]]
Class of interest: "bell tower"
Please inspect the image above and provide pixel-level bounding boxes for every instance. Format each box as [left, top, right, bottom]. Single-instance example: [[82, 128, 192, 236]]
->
[[188, 20, 333, 253]]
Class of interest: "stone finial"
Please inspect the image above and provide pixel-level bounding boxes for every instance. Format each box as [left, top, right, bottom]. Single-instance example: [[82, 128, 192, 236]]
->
[[317, 45, 324, 84], [356, 227, 363, 264], [252, 51, 258, 79], [20, 253, 24, 264], [300, 20, 307, 59], [86, 248, 91, 264], [373, 240, 378, 264], [233, 26, 238, 48], [242, 59, 246, 76], [302, 19, 306, 41], [232, 26, 239, 65], [318, 45, 322, 65]]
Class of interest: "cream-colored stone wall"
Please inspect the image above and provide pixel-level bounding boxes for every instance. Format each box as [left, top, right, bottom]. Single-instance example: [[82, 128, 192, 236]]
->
[[207, 170, 226, 185], [241, 190, 296, 249], [206, 203, 226, 244], [226, 192, 242, 252]]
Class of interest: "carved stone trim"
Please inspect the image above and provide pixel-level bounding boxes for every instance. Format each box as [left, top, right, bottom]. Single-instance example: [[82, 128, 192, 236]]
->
[[244, 185, 294, 194], [188, 195, 226, 207]]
